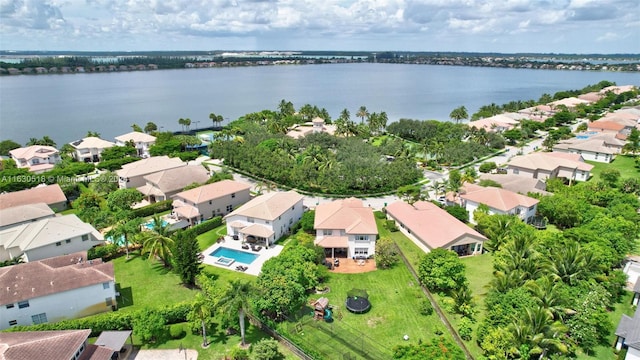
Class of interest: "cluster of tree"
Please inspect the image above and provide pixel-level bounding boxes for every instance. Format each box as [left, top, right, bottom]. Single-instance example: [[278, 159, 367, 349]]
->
[[148, 132, 201, 161], [473, 178, 639, 359], [211, 128, 421, 195]]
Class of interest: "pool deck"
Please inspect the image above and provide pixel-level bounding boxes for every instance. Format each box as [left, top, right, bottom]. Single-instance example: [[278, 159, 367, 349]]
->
[[202, 237, 284, 276]]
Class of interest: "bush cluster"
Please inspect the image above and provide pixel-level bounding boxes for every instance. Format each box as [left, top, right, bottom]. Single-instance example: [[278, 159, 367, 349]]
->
[[131, 200, 173, 218], [183, 216, 223, 238]]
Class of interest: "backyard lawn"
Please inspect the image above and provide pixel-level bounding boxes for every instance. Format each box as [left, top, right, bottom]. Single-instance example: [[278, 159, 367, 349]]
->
[[587, 154, 639, 181]]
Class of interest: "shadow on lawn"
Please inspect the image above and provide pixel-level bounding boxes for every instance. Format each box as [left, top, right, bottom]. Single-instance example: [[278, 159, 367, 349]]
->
[[116, 284, 134, 308]]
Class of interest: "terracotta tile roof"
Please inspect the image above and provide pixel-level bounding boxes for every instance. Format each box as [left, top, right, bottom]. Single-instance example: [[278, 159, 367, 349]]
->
[[508, 152, 593, 172], [0, 184, 67, 210], [600, 85, 636, 94], [0, 214, 103, 253], [173, 180, 250, 204], [385, 201, 486, 249], [9, 145, 59, 161], [0, 203, 55, 229], [578, 92, 603, 102], [225, 191, 303, 221], [69, 137, 115, 150], [588, 120, 626, 131], [142, 165, 209, 194], [239, 223, 274, 238], [114, 131, 156, 143], [479, 174, 549, 195], [116, 156, 185, 178], [315, 236, 349, 248], [548, 97, 590, 108], [0, 251, 114, 305], [553, 138, 618, 155], [314, 198, 378, 235], [0, 329, 91, 360], [460, 184, 539, 212]]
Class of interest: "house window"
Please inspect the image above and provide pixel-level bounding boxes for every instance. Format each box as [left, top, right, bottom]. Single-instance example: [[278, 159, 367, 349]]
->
[[265, 220, 270, 224], [226, 205, 233, 212], [105, 297, 113, 306], [103, 282, 110, 289], [56, 242, 62, 246], [31, 313, 47, 325], [528, 206, 535, 211], [355, 235, 369, 241], [231, 193, 236, 198], [354, 248, 368, 256], [291, 205, 295, 211], [18, 300, 29, 309], [209, 200, 212, 205], [6, 303, 14, 309], [8, 320, 17, 326], [323, 230, 332, 236], [65, 239, 71, 244], [248, 217, 255, 223], [513, 168, 519, 174]]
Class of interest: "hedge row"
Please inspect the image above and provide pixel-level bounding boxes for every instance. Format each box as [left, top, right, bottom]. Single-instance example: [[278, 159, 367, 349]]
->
[[183, 216, 223, 238], [131, 200, 173, 218], [3, 301, 192, 337]]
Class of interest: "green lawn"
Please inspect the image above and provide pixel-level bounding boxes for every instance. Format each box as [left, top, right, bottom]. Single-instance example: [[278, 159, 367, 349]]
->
[[587, 154, 639, 181]]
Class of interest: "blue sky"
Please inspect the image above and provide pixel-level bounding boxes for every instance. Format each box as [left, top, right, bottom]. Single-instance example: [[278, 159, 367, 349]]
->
[[1, 0, 638, 53]]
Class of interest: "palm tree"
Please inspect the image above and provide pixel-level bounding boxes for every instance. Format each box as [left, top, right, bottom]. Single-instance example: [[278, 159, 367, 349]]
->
[[192, 292, 212, 347], [217, 280, 255, 346], [510, 307, 568, 359], [138, 216, 174, 267], [525, 276, 572, 321], [339, 108, 350, 122], [209, 113, 224, 128], [356, 106, 369, 124], [449, 106, 468, 124], [106, 214, 143, 259]]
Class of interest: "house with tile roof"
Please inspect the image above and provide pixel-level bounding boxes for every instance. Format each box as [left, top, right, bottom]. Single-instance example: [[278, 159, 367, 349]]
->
[[313, 198, 378, 259], [548, 96, 591, 110], [0, 214, 104, 262], [224, 191, 304, 247], [0, 251, 115, 330], [0, 329, 133, 360], [0, 203, 55, 230], [507, 152, 593, 182], [468, 114, 520, 133], [286, 117, 337, 139], [457, 184, 539, 224], [114, 131, 156, 158], [69, 137, 115, 163], [386, 200, 486, 256], [615, 306, 640, 359], [9, 145, 61, 173], [136, 165, 209, 203], [0, 184, 68, 211], [171, 180, 251, 226], [478, 174, 550, 196], [553, 132, 625, 163], [116, 155, 185, 189]]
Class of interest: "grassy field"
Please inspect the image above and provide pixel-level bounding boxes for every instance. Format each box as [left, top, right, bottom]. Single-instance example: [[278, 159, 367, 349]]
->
[[587, 154, 639, 181]]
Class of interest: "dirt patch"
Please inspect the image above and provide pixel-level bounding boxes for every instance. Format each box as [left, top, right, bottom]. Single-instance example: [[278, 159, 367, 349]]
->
[[367, 317, 384, 327]]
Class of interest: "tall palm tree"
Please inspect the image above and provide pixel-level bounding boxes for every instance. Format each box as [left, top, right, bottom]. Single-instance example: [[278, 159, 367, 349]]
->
[[106, 214, 143, 259], [525, 277, 572, 321], [138, 216, 174, 267], [217, 280, 255, 346], [356, 106, 369, 124], [510, 307, 568, 359], [209, 113, 224, 128], [339, 108, 350, 122], [192, 292, 212, 347], [449, 106, 468, 124]]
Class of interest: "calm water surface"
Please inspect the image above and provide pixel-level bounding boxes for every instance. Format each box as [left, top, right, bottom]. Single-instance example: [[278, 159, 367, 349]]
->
[[1, 63, 638, 145]]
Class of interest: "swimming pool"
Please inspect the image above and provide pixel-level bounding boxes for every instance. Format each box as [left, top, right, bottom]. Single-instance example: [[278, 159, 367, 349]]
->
[[210, 247, 259, 264], [145, 220, 168, 230]]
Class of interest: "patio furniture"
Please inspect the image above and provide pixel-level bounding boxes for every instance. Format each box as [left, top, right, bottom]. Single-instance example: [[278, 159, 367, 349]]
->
[[241, 244, 250, 250], [251, 245, 262, 252]]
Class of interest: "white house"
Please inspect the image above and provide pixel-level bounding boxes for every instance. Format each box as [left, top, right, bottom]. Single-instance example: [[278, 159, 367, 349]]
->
[[116, 156, 185, 189], [69, 137, 115, 163], [386, 201, 487, 256], [458, 184, 539, 224], [136, 165, 210, 203], [615, 307, 640, 360], [114, 131, 156, 158], [313, 198, 378, 259], [0, 252, 115, 330], [9, 145, 61, 173], [0, 214, 104, 262], [171, 180, 251, 226], [507, 152, 593, 183], [0, 203, 55, 231], [224, 191, 304, 247], [553, 132, 625, 163]]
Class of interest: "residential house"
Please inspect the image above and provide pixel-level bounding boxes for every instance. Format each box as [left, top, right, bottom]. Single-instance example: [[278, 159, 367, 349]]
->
[[601, 85, 636, 95], [624, 257, 640, 303], [0, 214, 104, 262], [224, 191, 304, 247], [286, 117, 337, 139], [171, 180, 251, 226], [9, 145, 61, 173], [553, 132, 625, 163], [0, 329, 133, 360], [136, 165, 209, 203], [633, 279, 640, 307], [457, 184, 539, 224], [69, 137, 115, 163], [0, 252, 115, 330], [518, 105, 554, 122], [313, 198, 378, 259], [577, 92, 603, 103], [0, 184, 68, 211], [478, 174, 550, 196], [114, 131, 157, 158], [0, 203, 55, 230], [614, 307, 640, 360], [469, 114, 520, 133], [507, 152, 593, 182], [385, 201, 486, 256], [548, 97, 591, 110], [116, 156, 185, 189]]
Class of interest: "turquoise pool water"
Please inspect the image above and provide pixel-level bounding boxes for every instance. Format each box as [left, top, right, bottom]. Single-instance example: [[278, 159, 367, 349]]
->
[[106, 234, 126, 246], [145, 220, 168, 230], [210, 247, 259, 264]]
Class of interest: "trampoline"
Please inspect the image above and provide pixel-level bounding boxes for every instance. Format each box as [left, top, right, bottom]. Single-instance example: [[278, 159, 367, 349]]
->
[[345, 288, 371, 314]]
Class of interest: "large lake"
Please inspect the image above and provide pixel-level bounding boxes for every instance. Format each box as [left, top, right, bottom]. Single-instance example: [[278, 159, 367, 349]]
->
[[1, 63, 639, 145]]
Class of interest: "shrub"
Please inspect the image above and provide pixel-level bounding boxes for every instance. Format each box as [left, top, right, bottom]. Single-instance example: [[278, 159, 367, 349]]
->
[[229, 347, 250, 360], [169, 323, 186, 339], [250, 338, 283, 360], [131, 200, 172, 218], [183, 216, 223, 238], [385, 220, 399, 232], [478, 161, 497, 173], [88, 243, 119, 260], [420, 299, 434, 316], [458, 317, 474, 341], [374, 211, 387, 219]]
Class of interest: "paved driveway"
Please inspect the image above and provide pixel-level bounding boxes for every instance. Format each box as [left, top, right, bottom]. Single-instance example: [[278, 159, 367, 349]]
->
[[130, 348, 198, 360]]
